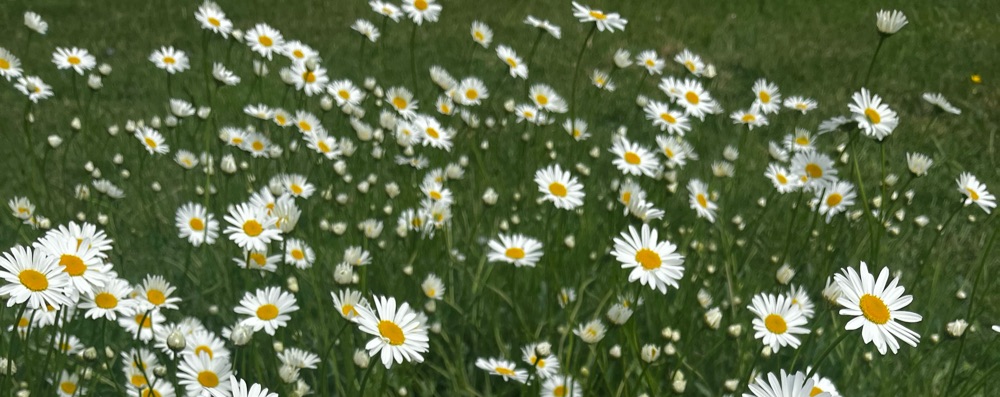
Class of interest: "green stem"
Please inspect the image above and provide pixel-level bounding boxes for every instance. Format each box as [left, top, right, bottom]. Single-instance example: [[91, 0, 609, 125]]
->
[[862, 36, 885, 88], [568, 25, 598, 137], [805, 330, 850, 378]]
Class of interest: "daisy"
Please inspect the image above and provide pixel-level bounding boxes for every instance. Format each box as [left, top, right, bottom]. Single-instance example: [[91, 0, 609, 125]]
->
[[273, 108, 293, 127], [412, 115, 453, 151], [176, 203, 219, 247], [212, 376, 277, 397], [765, 163, 801, 194], [922, 92, 961, 115], [573, 319, 607, 343], [514, 104, 544, 124], [15, 75, 54, 103], [475, 358, 528, 383], [224, 203, 282, 252], [132, 380, 177, 397], [186, 329, 229, 360], [213, 63, 240, 86], [644, 100, 691, 135], [674, 49, 705, 76], [783, 128, 816, 152], [52, 47, 96, 75], [135, 126, 170, 155], [328, 79, 365, 107], [610, 136, 660, 177], [175, 150, 199, 169], [293, 111, 323, 135], [751, 79, 782, 114], [835, 262, 921, 354], [331, 289, 368, 321], [818, 115, 852, 134], [687, 179, 717, 223], [34, 233, 110, 297], [562, 118, 590, 141], [284, 238, 315, 269], [521, 343, 560, 379], [195, 1, 233, 38], [119, 308, 166, 342], [436, 95, 455, 115], [788, 285, 816, 319], [170, 98, 196, 118], [420, 180, 453, 206], [816, 180, 857, 223], [571, 2, 628, 32], [278, 347, 320, 370], [875, 10, 908, 35], [402, 0, 442, 25], [748, 293, 809, 352], [849, 88, 898, 141], [24, 11, 48, 34], [744, 370, 827, 397], [235, 286, 299, 336], [808, 372, 842, 397], [245, 23, 284, 60], [290, 62, 328, 96], [0, 246, 74, 309], [907, 152, 933, 177], [783, 96, 818, 114], [282, 174, 315, 198], [957, 172, 996, 213], [80, 278, 137, 321], [135, 274, 182, 311], [177, 353, 233, 396], [612, 224, 685, 294], [54, 370, 84, 397], [535, 164, 585, 210], [149, 46, 189, 74], [235, 249, 280, 272], [455, 77, 488, 106], [496, 45, 528, 79], [306, 131, 341, 160], [370, 1, 403, 22], [790, 151, 838, 187], [354, 295, 430, 368], [656, 135, 697, 169], [429, 65, 457, 90], [487, 234, 544, 268], [524, 15, 562, 39], [591, 68, 615, 91], [673, 78, 717, 120], [636, 50, 664, 75], [730, 108, 768, 130], [471, 21, 493, 48], [351, 19, 380, 42], [282, 40, 319, 64], [530, 84, 568, 113], [8, 197, 34, 220], [0, 47, 23, 81], [387, 86, 418, 119], [542, 376, 583, 397]]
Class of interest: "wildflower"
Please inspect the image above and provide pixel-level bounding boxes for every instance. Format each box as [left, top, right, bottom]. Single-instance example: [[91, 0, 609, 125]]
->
[[223, 203, 282, 252], [610, 136, 660, 177], [921, 92, 961, 115], [574, 319, 607, 343], [24, 11, 48, 34], [783, 96, 818, 114], [245, 23, 284, 60], [0, 48, 23, 81], [470, 21, 493, 48], [352, 19, 380, 42], [816, 181, 857, 223], [571, 2, 628, 32], [644, 100, 691, 135], [149, 46, 190, 74], [475, 358, 528, 383], [748, 293, 809, 352], [15, 75, 54, 103], [636, 50, 664, 75], [535, 164, 585, 210], [177, 353, 232, 396], [52, 47, 96, 75], [688, 179, 717, 223], [402, 0, 442, 25], [235, 286, 299, 336], [195, 1, 233, 38], [0, 246, 74, 309], [957, 172, 996, 214], [524, 15, 562, 39], [744, 370, 826, 397], [875, 10, 908, 35], [849, 88, 898, 141], [496, 45, 528, 79], [354, 295, 430, 368], [487, 233, 544, 267], [612, 224, 685, 294], [751, 79, 781, 114], [834, 261, 921, 355]]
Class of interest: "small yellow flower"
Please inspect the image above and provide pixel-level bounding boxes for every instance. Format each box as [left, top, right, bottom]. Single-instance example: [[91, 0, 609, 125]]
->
[[971, 74, 982, 84]]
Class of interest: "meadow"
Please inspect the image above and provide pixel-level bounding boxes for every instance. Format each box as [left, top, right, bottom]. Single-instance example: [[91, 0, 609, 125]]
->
[[0, 0, 998, 396]]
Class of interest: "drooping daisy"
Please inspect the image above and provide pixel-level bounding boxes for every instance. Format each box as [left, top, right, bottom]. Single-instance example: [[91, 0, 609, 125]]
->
[[176, 203, 219, 247], [687, 179, 717, 223], [52, 47, 96, 75], [834, 261, 922, 355], [875, 9, 908, 35], [635, 50, 664, 75], [562, 118, 590, 141], [610, 136, 660, 177], [306, 131, 341, 160], [751, 79, 782, 114], [783, 96, 818, 114], [573, 319, 607, 343], [234, 286, 299, 336], [8, 197, 34, 220], [730, 108, 768, 130], [195, 1, 233, 38], [921, 92, 961, 115], [530, 84, 568, 113], [135, 274, 182, 311], [535, 164, 585, 210], [470, 21, 493, 48], [245, 23, 284, 60], [765, 163, 801, 194], [387, 86, 418, 119], [496, 45, 528, 79], [524, 15, 562, 39], [15, 75, 54, 103], [571, 2, 628, 32], [352, 19, 381, 43], [816, 180, 857, 223], [177, 353, 233, 396], [278, 347, 321, 370], [788, 285, 816, 319], [224, 203, 282, 252], [370, 1, 403, 22], [419, 274, 444, 301], [24, 11, 48, 34], [542, 376, 583, 397], [455, 77, 488, 106], [283, 238, 315, 269], [849, 88, 898, 141], [906, 152, 933, 176], [612, 224, 685, 294], [475, 357, 529, 383], [744, 370, 828, 397], [644, 100, 691, 135], [175, 150, 199, 169], [790, 151, 838, 187], [591, 68, 616, 91], [673, 78, 717, 120], [0, 47, 23, 81], [354, 295, 430, 368], [213, 62, 240, 86], [149, 46, 190, 74], [674, 49, 704, 76], [136, 126, 170, 155], [748, 293, 809, 352], [331, 289, 368, 321], [402, 0, 442, 25], [957, 172, 996, 214], [487, 234, 544, 268], [81, 278, 137, 321], [0, 245, 74, 309]]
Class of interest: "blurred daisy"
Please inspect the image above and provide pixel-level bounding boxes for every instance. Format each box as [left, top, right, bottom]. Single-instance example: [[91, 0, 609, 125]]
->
[[235, 250, 280, 272], [514, 104, 544, 124], [906, 152, 933, 176], [835, 262, 921, 354], [921, 92, 960, 115], [413, 115, 453, 151], [535, 164, 585, 210], [590, 69, 615, 91], [177, 353, 232, 396], [387, 86, 418, 119], [421, 274, 444, 300], [195, 1, 232, 38], [52, 47, 95, 75], [8, 197, 34, 220], [306, 131, 341, 159], [817, 115, 851, 134], [636, 50, 664, 75], [119, 308, 166, 341], [791, 151, 838, 187], [784, 96, 818, 114], [788, 285, 816, 319], [352, 19, 380, 42], [0, 246, 73, 309], [487, 234, 544, 267], [176, 204, 218, 248], [15, 75, 54, 103], [957, 172, 996, 213], [436, 95, 455, 115], [612, 224, 685, 294], [282, 40, 319, 64], [688, 179, 717, 223], [849, 88, 898, 141], [149, 46, 190, 74], [562, 118, 590, 141], [730, 108, 768, 130], [497, 45, 528, 79], [574, 319, 606, 343], [456, 77, 488, 106], [656, 135, 697, 168], [610, 136, 660, 177], [476, 358, 528, 383], [765, 164, 801, 194], [284, 238, 315, 269], [224, 203, 282, 252], [674, 78, 716, 120], [136, 126, 169, 155], [0, 47, 23, 81], [816, 180, 856, 223], [471, 21, 493, 48], [329, 79, 365, 107], [542, 376, 582, 397], [290, 62, 328, 96], [783, 128, 816, 152], [748, 293, 809, 352], [245, 23, 284, 60], [331, 289, 368, 321], [277, 347, 320, 370], [524, 15, 562, 39], [644, 100, 690, 135], [521, 343, 560, 379], [571, 2, 628, 32], [213, 63, 240, 86], [751, 79, 781, 114], [674, 49, 704, 75], [282, 174, 314, 198], [54, 370, 83, 397], [402, 0, 442, 25], [135, 274, 182, 310], [808, 372, 841, 397], [370, 1, 403, 22], [875, 10, 908, 35], [744, 370, 827, 397], [235, 286, 299, 336], [24, 11, 48, 34], [530, 84, 567, 113], [354, 295, 430, 368], [211, 375, 277, 397], [81, 278, 137, 321]]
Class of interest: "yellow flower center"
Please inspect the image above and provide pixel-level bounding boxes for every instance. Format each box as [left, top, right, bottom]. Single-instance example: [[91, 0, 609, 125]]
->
[[163, 56, 176, 65], [664, 147, 675, 158], [275, 115, 287, 125], [495, 367, 516, 376], [624, 151, 641, 165], [197, 371, 219, 388], [645, 59, 655, 67], [414, 0, 429, 11], [796, 103, 808, 110], [859, 294, 890, 324], [0, 58, 9, 69], [826, 193, 843, 207], [589, 10, 607, 20], [429, 191, 442, 200], [18, 317, 29, 328], [60, 381, 77, 394], [466, 89, 479, 100], [189, 217, 205, 231], [660, 113, 676, 124], [635, 248, 661, 270], [696, 193, 708, 209], [341, 303, 357, 317], [145, 137, 158, 149], [776, 173, 788, 185], [147, 289, 166, 306], [795, 136, 810, 146], [293, 49, 304, 59], [378, 320, 406, 345], [621, 191, 632, 204], [536, 94, 549, 105], [864, 108, 881, 124], [426, 128, 440, 139], [208, 17, 221, 27], [505, 57, 518, 68], [392, 97, 408, 110], [684, 61, 696, 72], [243, 219, 263, 237], [425, 288, 436, 297], [60, 254, 87, 276], [553, 385, 567, 397], [256, 303, 279, 320], [302, 71, 316, 83], [549, 182, 568, 197], [685, 91, 699, 104], [810, 387, 824, 397], [505, 247, 525, 259], [19, 269, 48, 291], [967, 188, 980, 201], [474, 31, 485, 41], [68, 56, 81, 65], [259, 35, 273, 47], [759, 91, 771, 103], [142, 388, 162, 397], [291, 184, 304, 195], [135, 314, 153, 329], [195, 345, 214, 359], [741, 114, 756, 123], [131, 374, 147, 387], [250, 253, 267, 267], [805, 163, 823, 178], [95, 292, 118, 309], [764, 314, 788, 334], [337, 90, 350, 100], [291, 249, 305, 260], [318, 141, 331, 153]]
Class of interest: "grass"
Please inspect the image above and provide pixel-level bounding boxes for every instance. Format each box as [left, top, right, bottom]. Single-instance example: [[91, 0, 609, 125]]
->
[[0, 0, 998, 396]]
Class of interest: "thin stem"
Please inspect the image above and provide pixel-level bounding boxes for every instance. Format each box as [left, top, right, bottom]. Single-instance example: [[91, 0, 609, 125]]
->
[[945, 224, 999, 393], [408, 22, 419, 95], [358, 363, 376, 396], [806, 330, 850, 378], [569, 25, 598, 136], [862, 36, 886, 88]]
